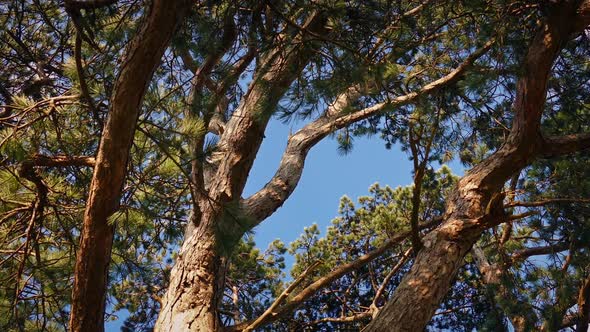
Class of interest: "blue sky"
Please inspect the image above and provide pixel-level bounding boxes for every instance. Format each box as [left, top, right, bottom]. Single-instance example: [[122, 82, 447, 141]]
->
[[106, 117, 464, 331], [245, 119, 414, 256], [245, 118, 464, 259]]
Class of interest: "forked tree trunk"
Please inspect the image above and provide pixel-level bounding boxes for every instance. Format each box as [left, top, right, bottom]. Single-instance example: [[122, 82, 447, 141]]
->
[[68, 1, 192, 331], [364, 2, 588, 331], [155, 13, 328, 331]]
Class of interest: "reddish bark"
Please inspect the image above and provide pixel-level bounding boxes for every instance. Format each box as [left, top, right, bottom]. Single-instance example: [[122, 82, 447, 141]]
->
[[364, 2, 590, 331], [68, 1, 193, 331]]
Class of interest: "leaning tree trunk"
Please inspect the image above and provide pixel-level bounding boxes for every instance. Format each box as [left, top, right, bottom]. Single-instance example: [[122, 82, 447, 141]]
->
[[364, 2, 589, 331], [68, 1, 192, 331]]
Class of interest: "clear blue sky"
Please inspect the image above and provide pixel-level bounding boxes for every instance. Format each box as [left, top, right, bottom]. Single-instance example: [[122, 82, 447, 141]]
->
[[106, 117, 464, 331]]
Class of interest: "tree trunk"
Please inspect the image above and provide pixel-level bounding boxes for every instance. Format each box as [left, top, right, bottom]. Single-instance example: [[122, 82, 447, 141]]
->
[[68, 1, 192, 331], [155, 13, 328, 331], [155, 210, 227, 331], [364, 3, 587, 331]]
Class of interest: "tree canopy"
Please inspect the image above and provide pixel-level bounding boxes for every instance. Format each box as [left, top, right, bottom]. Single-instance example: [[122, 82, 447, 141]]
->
[[1, 0, 590, 331]]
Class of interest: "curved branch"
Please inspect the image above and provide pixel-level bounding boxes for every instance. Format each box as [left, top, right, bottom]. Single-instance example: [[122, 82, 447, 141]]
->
[[242, 39, 495, 223]]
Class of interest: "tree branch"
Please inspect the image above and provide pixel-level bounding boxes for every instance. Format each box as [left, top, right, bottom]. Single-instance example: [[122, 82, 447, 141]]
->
[[541, 132, 590, 158], [510, 242, 573, 264], [204, 11, 328, 208], [472, 244, 538, 331], [242, 261, 322, 332], [305, 311, 373, 327], [506, 197, 590, 208], [74, 32, 101, 125], [227, 218, 441, 331], [370, 248, 412, 317], [69, 0, 194, 330], [471, 245, 502, 284], [575, 0, 590, 31], [576, 274, 590, 332], [505, 211, 537, 222], [242, 39, 495, 223], [363, 3, 590, 331], [27, 154, 95, 168]]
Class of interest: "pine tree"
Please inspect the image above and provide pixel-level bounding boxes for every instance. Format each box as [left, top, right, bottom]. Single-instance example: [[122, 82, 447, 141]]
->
[[1, 1, 590, 331]]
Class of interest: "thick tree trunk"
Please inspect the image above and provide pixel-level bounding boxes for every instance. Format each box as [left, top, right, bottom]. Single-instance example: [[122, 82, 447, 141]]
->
[[155, 13, 328, 331], [362, 190, 500, 331], [155, 211, 226, 331], [68, 2, 192, 331], [364, 3, 587, 331]]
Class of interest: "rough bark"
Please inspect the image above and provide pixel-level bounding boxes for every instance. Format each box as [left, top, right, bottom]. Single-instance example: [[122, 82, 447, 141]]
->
[[68, 1, 192, 331], [154, 13, 329, 331], [364, 3, 590, 331], [155, 208, 227, 331], [28, 154, 95, 167]]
